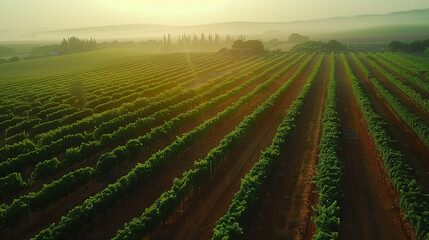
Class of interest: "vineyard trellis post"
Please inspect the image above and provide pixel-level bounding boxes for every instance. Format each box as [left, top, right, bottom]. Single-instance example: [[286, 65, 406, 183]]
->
[[27, 200, 32, 225]]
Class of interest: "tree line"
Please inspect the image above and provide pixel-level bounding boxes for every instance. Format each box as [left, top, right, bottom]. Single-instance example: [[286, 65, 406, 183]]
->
[[163, 33, 236, 51], [31, 37, 97, 55], [291, 40, 346, 52], [387, 38, 429, 53]]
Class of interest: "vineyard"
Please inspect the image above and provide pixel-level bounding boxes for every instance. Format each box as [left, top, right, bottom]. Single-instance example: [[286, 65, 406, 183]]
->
[[0, 50, 428, 240]]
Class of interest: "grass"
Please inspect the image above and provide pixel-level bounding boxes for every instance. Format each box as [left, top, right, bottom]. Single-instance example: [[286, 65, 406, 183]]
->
[[0, 48, 164, 83]]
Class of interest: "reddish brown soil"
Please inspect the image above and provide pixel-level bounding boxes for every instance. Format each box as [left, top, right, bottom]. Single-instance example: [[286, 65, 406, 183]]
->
[[0, 54, 302, 240], [240, 55, 328, 240], [7, 58, 225, 180], [368, 55, 429, 99], [373, 54, 429, 83], [0, 178, 107, 240], [149, 54, 322, 240], [0, 136, 5, 148], [358, 55, 429, 122], [186, 55, 268, 90], [2, 55, 288, 206], [336, 55, 415, 240], [1, 146, 115, 206], [83, 56, 232, 111], [106, 54, 303, 182], [76, 54, 312, 240], [347, 54, 429, 193]]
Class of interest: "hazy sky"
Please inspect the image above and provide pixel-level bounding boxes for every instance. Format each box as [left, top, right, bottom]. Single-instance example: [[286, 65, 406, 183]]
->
[[1, 0, 429, 31]]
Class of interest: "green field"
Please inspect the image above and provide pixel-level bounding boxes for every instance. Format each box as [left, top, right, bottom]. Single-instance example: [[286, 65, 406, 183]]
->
[[0, 48, 164, 82], [0, 49, 428, 240]]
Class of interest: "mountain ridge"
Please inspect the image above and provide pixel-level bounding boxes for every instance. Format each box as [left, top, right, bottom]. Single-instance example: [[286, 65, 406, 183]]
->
[[50, 7, 429, 32], [1, 8, 428, 42]]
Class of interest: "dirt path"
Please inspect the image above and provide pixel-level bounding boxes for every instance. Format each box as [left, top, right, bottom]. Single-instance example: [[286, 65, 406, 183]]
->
[[0, 54, 302, 240], [73, 54, 310, 240], [347, 54, 429, 193], [148, 55, 322, 240], [238, 55, 328, 240], [336, 55, 415, 240], [358, 55, 429, 122]]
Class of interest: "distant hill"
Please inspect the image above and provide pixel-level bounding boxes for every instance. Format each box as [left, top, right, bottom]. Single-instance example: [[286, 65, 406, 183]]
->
[[320, 24, 429, 42], [1, 8, 429, 43], [49, 24, 176, 35]]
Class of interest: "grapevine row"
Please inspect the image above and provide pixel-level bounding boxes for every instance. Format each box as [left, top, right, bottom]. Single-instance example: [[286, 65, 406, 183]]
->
[[0, 56, 253, 177], [311, 53, 343, 240], [359, 53, 429, 112], [31, 53, 310, 239], [370, 53, 429, 94], [351, 53, 429, 147], [0, 53, 294, 230], [28, 55, 284, 182], [341, 53, 429, 239], [211, 54, 323, 240], [382, 53, 429, 81]]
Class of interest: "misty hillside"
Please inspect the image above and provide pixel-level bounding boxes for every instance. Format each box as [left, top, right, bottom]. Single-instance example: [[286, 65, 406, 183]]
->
[[2, 8, 429, 42]]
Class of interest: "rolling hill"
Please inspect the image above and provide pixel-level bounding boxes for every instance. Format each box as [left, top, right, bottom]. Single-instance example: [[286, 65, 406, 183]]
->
[[1, 8, 428, 42]]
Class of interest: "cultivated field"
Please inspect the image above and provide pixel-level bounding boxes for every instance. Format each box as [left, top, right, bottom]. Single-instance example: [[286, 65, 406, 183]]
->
[[0, 50, 428, 240]]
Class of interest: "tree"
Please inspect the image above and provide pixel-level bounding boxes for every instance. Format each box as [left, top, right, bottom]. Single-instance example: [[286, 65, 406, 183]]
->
[[231, 40, 264, 53], [32, 44, 60, 55], [387, 40, 406, 52], [59, 37, 97, 54], [167, 34, 171, 46], [70, 80, 85, 107], [408, 39, 429, 52], [0, 46, 14, 56], [288, 33, 309, 43], [290, 40, 347, 52], [425, 47, 429, 56], [8, 56, 19, 62], [200, 33, 206, 47], [326, 40, 345, 51]]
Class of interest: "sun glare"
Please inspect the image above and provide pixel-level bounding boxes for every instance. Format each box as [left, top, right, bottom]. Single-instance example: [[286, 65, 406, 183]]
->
[[99, 0, 229, 24], [1, 0, 429, 239]]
